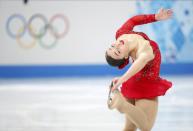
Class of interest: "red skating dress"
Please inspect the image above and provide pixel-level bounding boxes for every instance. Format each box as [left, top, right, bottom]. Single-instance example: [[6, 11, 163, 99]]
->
[[116, 14, 172, 99]]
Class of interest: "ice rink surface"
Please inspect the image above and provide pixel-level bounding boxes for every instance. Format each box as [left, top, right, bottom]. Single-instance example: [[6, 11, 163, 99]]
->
[[0, 75, 193, 131]]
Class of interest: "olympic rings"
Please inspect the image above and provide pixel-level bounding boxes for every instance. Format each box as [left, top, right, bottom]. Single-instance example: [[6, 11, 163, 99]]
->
[[6, 13, 70, 49]]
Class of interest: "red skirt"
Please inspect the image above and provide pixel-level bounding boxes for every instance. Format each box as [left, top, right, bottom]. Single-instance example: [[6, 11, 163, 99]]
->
[[121, 40, 172, 99], [121, 76, 172, 99]]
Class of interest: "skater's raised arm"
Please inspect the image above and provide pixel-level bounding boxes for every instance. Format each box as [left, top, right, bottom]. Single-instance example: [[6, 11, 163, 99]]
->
[[116, 8, 173, 39]]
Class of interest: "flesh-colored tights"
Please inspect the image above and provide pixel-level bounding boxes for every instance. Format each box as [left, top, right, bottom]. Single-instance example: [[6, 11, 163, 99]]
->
[[110, 91, 158, 131]]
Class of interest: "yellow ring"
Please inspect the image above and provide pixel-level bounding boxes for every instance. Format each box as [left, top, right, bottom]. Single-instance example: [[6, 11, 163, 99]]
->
[[16, 26, 36, 49]]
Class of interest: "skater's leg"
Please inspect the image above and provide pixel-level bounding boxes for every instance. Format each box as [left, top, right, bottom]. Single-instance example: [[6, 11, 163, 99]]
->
[[110, 91, 157, 131], [123, 98, 137, 131], [135, 97, 158, 131], [123, 115, 137, 131]]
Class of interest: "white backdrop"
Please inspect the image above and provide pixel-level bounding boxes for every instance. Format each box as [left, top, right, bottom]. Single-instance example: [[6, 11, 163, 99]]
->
[[0, 0, 136, 65]]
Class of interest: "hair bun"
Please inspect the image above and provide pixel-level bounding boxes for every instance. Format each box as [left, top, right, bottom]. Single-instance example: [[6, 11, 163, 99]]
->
[[118, 59, 129, 69]]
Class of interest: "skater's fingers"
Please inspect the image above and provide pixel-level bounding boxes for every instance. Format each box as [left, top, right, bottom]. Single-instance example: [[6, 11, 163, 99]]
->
[[112, 77, 119, 81], [112, 84, 118, 92], [167, 9, 173, 17], [111, 86, 116, 92], [112, 78, 119, 85]]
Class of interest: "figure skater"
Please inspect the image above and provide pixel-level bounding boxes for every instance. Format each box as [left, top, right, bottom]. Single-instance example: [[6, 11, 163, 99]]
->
[[105, 8, 173, 131]]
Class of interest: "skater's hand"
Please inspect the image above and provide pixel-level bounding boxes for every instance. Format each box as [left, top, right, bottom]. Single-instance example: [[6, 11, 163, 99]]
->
[[155, 8, 173, 21], [111, 77, 121, 92]]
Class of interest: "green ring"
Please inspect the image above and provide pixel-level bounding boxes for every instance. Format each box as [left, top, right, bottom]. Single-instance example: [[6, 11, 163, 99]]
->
[[38, 24, 58, 49]]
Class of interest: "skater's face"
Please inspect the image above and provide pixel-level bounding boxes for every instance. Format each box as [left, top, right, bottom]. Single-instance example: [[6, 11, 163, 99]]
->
[[106, 41, 128, 60]]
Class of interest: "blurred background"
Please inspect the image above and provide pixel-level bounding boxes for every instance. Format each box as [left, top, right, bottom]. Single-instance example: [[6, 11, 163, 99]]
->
[[0, 0, 193, 131]]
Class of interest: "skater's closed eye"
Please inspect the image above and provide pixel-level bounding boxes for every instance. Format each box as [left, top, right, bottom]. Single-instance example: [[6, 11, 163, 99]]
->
[[114, 52, 119, 56]]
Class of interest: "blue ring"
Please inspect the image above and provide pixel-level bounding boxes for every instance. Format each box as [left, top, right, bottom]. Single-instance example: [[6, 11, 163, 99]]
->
[[6, 14, 26, 38]]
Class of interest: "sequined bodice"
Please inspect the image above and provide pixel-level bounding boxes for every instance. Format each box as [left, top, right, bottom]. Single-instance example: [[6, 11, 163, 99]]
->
[[134, 40, 161, 81]]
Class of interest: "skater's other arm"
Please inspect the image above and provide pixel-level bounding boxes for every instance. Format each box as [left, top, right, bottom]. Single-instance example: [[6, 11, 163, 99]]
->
[[112, 52, 154, 91]]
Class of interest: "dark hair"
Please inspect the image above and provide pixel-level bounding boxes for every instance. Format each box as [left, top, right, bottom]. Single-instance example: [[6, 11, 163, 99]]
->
[[105, 52, 125, 67]]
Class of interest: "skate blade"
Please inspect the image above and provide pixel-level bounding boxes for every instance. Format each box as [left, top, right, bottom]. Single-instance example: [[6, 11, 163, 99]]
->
[[107, 89, 119, 109]]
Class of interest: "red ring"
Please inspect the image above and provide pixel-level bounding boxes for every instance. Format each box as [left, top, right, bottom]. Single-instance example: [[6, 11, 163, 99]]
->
[[49, 14, 69, 39]]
